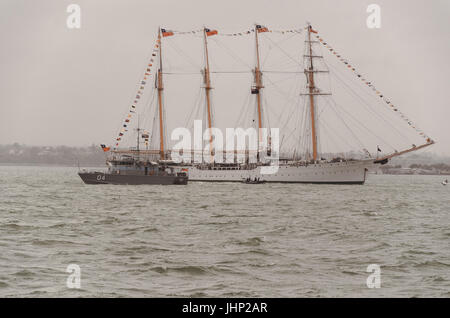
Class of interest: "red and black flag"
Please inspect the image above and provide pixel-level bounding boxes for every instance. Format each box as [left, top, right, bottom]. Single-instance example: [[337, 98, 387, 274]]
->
[[100, 144, 111, 152], [161, 28, 174, 37], [205, 28, 218, 36], [256, 25, 269, 33]]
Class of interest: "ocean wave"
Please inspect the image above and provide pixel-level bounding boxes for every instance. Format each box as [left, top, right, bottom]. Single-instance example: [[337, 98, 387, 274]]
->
[[149, 265, 214, 276]]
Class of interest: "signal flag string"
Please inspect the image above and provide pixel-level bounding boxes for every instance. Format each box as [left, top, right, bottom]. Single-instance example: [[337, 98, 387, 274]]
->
[[311, 29, 433, 144]]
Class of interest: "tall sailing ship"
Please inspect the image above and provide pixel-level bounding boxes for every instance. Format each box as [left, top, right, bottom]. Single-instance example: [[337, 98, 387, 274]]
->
[[97, 23, 434, 184]]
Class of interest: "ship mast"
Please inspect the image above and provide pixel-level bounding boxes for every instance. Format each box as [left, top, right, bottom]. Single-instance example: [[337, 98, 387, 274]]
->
[[136, 127, 140, 152], [202, 27, 214, 159], [254, 24, 264, 160], [157, 27, 165, 160], [306, 23, 318, 161]]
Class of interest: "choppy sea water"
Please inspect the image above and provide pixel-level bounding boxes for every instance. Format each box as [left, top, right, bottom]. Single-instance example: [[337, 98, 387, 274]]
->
[[0, 165, 449, 297]]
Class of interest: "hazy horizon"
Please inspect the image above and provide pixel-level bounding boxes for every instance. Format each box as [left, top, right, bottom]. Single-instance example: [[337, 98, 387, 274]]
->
[[1, 0, 449, 155]]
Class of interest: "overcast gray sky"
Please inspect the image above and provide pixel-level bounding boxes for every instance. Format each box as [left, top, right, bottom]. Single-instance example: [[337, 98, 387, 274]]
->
[[1, 0, 449, 155]]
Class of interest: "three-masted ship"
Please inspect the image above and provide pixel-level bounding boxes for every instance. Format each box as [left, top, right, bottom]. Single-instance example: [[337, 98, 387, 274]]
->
[[95, 23, 434, 184]]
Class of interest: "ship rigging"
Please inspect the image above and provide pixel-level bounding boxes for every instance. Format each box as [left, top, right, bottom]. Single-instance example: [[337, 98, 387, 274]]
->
[[103, 23, 434, 184]]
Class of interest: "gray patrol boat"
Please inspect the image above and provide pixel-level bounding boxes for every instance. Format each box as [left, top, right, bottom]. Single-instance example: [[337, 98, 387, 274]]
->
[[79, 151, 188, 185]]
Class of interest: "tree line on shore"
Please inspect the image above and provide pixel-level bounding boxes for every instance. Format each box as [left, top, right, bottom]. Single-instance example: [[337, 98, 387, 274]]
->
[[0, 143, 106, 166], [1, 143, 449, 170]]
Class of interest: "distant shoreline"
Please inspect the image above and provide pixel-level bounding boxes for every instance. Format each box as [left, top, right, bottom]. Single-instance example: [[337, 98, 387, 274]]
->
[[377, 172, 450, 176], [0, 162, 104, 168], [1, 144, 449, 175]]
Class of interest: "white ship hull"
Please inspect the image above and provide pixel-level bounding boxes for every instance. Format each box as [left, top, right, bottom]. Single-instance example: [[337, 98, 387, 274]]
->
[[181, 159, 377, 184]]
